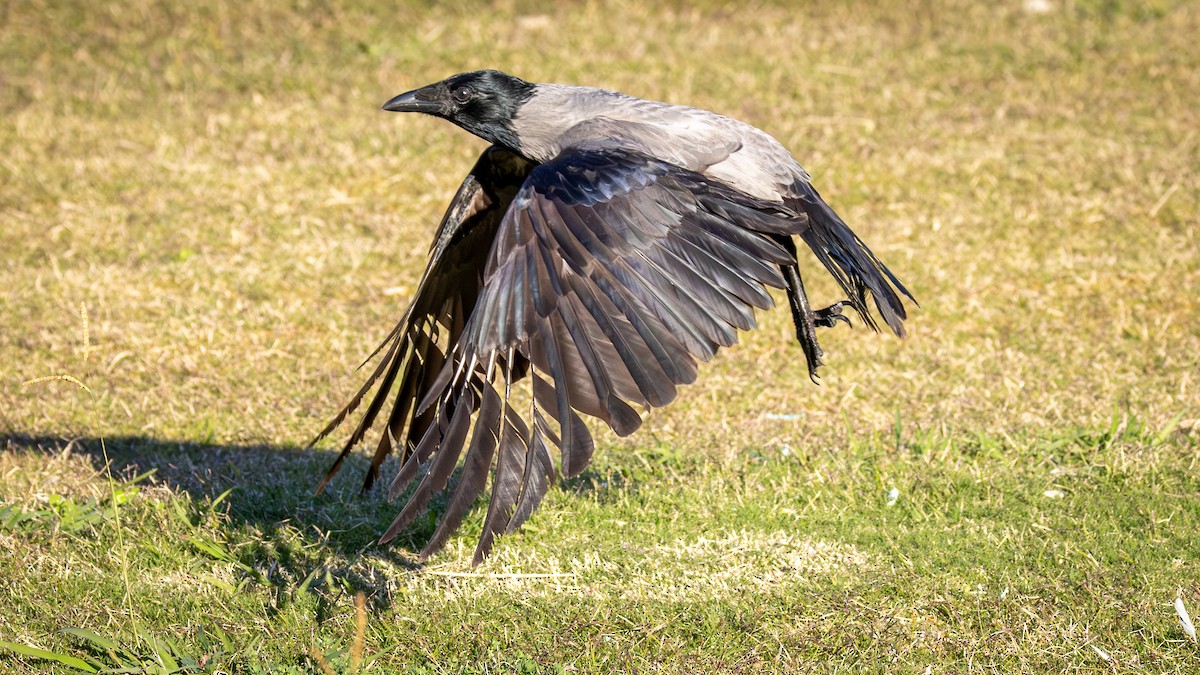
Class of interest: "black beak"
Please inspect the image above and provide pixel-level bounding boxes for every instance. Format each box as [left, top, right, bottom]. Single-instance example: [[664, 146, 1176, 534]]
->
[[381, 88, 443, 114]]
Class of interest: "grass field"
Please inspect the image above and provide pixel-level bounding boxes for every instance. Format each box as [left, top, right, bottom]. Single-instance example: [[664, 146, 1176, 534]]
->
[[2, 0, 1198, 672]]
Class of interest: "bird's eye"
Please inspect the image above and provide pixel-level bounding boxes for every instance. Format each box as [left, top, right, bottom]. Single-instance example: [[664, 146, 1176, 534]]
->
[[452, 86, 473, 104]]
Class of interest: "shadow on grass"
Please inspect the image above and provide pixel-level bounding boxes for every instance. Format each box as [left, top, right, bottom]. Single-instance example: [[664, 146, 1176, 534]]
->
[[0, 432, 427, 557], [0, 432, 629, 557]]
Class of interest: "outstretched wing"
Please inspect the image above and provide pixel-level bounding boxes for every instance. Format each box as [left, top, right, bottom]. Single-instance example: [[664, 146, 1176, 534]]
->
[[386, 147, 810, 565], [312, 146, 533, 494]]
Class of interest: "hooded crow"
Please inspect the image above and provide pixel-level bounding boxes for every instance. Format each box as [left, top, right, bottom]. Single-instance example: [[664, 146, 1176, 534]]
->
[[313, 70, 914, 565]]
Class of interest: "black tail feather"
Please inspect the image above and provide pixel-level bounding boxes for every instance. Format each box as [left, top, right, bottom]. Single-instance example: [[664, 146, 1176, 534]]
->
[[789, 182, 915, 336]]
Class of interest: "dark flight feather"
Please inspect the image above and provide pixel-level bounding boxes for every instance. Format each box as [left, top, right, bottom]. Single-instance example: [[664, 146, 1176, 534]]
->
[[788, 180, 915, 336]]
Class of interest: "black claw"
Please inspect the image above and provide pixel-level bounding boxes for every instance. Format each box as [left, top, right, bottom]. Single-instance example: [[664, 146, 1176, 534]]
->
[[814, 301, 852, 329]]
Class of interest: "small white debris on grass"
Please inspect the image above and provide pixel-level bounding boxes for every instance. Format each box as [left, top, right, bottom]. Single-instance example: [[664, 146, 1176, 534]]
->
[[1024, 0, 1054, 13], [886, 487, 899, 506], [1090, 644, 1112, 662], [1176, 597, 1197, 643], [1043, 489, 1065, 499]]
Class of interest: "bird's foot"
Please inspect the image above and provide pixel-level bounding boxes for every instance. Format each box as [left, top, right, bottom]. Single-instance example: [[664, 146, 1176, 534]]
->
[[814, 301, 852, 328]]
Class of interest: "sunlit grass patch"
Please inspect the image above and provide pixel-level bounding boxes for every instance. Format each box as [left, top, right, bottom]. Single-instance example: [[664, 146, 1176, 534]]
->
[[402, 530, 871, 604]]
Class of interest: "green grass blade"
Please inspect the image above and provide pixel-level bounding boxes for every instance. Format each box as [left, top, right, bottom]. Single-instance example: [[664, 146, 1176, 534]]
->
[[209, 487, 237, 510], [58, 628, 120, 652], [0, 640, 99, 672]]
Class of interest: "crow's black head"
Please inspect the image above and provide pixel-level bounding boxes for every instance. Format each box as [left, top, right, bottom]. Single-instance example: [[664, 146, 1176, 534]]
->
[[383, 70, 535, 151]]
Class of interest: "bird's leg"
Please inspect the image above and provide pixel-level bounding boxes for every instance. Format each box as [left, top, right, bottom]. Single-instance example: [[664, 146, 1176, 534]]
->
[[783, 265, 826, 383], [775, 236, 858, 381], [774, 237, 826, 381], [813, 301, 852, 328]]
